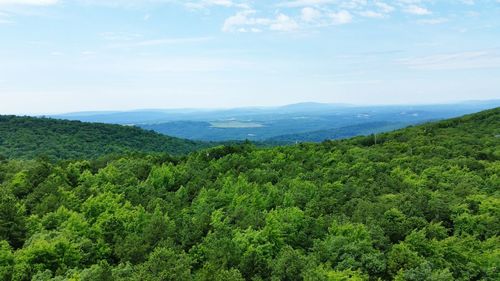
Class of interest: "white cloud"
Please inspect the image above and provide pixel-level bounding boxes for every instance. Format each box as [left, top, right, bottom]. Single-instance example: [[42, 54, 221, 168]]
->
[[0, 0, 489, 35], [74, 0, 248, 9], [0, 0, 58, 5], [222, 10, 298, 32], [375, 2, 394, 13], [404, 5, 431, 15], [461, 0, 475, 5], [270, 14, 299, 31], [301, 7, 321, 22], [359, 10, 384, 18], [184, 0, 249, 10], [206, 0, 237, 6], [330, 10, 352, 24], [222, 10, 269, 32], [339, 0, 369, 10], [277, 0, 337, 8]]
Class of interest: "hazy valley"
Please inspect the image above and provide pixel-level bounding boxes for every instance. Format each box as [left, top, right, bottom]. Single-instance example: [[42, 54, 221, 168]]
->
[[50, 100, 500, 142]]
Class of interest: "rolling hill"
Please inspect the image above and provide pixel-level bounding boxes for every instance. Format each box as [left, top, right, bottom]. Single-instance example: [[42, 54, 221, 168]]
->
[[0, 108, 498, 280], [0, 115, 210, 160], [51, 100, 499, 142], [266, 121, 408, 143], [51, 101, 500, 126]]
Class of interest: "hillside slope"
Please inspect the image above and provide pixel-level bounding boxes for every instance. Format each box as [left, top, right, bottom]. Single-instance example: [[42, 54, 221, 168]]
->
[[0, 108, 498, 280], [54, 101, 500, 142], [266, 121, 409, 143], [0, 115, 209, 160]]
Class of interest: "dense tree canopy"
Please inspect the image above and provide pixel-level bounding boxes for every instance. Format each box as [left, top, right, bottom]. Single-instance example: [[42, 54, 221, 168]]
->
[[0, 108, 498, 280], [0, 115, 210, 160]]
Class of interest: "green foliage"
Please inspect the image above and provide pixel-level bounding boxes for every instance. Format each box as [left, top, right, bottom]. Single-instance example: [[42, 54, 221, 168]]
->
[[0, 115, 210, 160], [0, 108, 498, 280], [134, 247, 192, 281], [0, 240, 14, 280], [0, 188, 26, 248]]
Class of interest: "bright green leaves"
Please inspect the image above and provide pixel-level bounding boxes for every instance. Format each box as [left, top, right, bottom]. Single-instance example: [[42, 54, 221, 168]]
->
[[12, 233, 81, 281], [134, 247, 192, 281], [314, 221, 385, 277], [0, 187, 26, 248], [452, 195, 500, 239], [0, 240, 14, 280]]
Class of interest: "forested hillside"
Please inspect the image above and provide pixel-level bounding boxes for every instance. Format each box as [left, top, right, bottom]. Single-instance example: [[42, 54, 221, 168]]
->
[[0, 116, 209, 160], [266, 122, 407, 143], [53, 101, 500, 142], [0, 108, 498, 280]]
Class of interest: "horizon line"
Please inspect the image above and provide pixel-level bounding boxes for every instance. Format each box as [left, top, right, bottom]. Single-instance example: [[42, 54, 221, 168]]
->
[[3, 98, 499, 116]]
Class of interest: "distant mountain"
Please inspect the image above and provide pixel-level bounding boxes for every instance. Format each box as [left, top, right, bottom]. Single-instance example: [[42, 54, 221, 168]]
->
[[0, 116, 210, 160], [49, 100, 500, 142], [277, 102, 351, 111]]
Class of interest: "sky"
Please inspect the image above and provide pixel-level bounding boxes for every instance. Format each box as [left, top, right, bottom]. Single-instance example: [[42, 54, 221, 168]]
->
[[0, 0, 499, 114]]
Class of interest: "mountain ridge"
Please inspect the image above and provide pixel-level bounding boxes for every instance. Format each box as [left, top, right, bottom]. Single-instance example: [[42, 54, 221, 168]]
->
[[0, 115, 211, 160], [45, 100, 500, 142]]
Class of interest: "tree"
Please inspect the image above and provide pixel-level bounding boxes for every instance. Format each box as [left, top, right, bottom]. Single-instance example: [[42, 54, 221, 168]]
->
[[0, 240, 14, 280], [0, 187, 26, 248], [134, 247, 192, 281]]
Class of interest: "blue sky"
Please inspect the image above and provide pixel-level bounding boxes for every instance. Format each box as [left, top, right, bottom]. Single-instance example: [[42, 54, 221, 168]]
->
[[0, 0, 499, 114]]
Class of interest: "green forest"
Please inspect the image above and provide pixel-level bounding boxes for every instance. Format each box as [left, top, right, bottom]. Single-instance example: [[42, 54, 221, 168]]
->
[[0, 108, 499, 280], [0, 116, 209, 160]]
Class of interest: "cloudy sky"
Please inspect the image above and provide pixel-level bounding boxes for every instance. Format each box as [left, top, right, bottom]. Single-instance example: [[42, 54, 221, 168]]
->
[[0, 0, 499, 114]]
